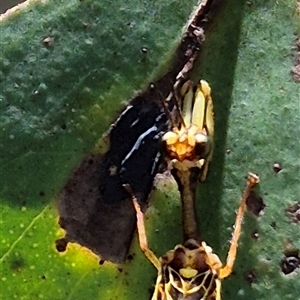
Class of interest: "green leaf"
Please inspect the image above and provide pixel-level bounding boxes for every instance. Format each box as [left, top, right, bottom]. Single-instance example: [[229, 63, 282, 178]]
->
[[0, 0, 199, 298], [1, 0, 299, 300], [194, 0, 300, 299]]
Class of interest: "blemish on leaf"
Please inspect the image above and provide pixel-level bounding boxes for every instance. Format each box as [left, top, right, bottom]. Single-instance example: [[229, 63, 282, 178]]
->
[[246, 191, 265, 216], [127, 254, 134, 261], [251, 231, 259, 240], [55, 238, 68, 252], [270, 221, 276, 229], [99, 259, 105, 265], [43, 37, 54, 47], [56, 86, 169, 263], [10, 257, 26, 272], [286, 202, 300, 224], [244, 270, 256, 284], [291, 37, 300, 82], [273, 162, 282, 173], [149, 83, 155, 91], [281, 250, 300, 275]]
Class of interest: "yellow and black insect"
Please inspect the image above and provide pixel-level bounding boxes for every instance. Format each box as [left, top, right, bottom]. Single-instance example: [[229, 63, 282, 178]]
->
[[124, 79, 260, 299], [161, 79, 214, 241]]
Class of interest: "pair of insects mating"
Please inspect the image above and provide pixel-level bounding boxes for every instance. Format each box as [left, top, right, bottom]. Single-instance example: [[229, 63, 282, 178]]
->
[[124, 79, 259, 300]]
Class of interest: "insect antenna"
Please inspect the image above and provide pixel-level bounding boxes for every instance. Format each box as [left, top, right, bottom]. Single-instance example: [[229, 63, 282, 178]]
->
[[159, 87, 186, 132]]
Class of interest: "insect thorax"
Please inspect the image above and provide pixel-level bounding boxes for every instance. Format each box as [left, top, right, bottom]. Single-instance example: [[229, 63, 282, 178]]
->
[[152, 240, 219, 300]]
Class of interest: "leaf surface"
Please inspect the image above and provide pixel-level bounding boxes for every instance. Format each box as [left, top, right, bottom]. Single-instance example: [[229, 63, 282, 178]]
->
[[1, 0, 299, 299]]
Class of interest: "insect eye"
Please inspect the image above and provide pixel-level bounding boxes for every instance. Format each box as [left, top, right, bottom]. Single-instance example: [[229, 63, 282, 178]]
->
[[194, 141, 209, 159], [195, 133, 208, 144]]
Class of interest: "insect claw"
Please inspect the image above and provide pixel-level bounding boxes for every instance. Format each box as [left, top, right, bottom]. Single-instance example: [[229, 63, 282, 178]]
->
[[248, 172, 260, 185]]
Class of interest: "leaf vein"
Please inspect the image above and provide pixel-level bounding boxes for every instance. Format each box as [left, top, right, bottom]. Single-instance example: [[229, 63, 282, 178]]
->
[[0, 205, 49, 263]]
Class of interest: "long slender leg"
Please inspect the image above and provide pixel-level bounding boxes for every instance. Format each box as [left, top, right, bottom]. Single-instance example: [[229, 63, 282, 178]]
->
[[219, 172, 260, 279], [123, 184, 161, 270]]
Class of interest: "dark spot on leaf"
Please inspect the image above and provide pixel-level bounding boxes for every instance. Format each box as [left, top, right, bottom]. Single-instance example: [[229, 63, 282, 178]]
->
[[99, 259, 105, 265], [39, 191, 45, 197], [286, 202, 300, 224], [273, 162, 282, 173], [246, 191, 265, 216], [41, 275, 46, 280], [244, 270, 256, 283], [251, 231, 259, 240], [149, 83, 155, 91], [270, 221, 276, 229], [61, 123, 67, 130], [10, 257, 26, 272], [118, 267, 123, 273], [43, 37, 54, 47], [55, 238, 68, 252], [127, 254, 134, 261], [281, 250, 300, 275]]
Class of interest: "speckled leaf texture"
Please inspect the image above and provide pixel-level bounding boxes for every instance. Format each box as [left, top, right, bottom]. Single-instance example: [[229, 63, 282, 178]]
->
[[1, 0, 299, 299]]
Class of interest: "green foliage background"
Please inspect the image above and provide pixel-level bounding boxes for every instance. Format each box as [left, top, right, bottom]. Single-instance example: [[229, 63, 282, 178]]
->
[[1, 0, 299, 299]]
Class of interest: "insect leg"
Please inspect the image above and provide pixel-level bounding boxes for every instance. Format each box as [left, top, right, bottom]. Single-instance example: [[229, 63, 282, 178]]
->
[[193, 80, 214, 182], [180, 80, 195, 128], [123, 184, 161, 270], [219, 173, 260, 279]]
